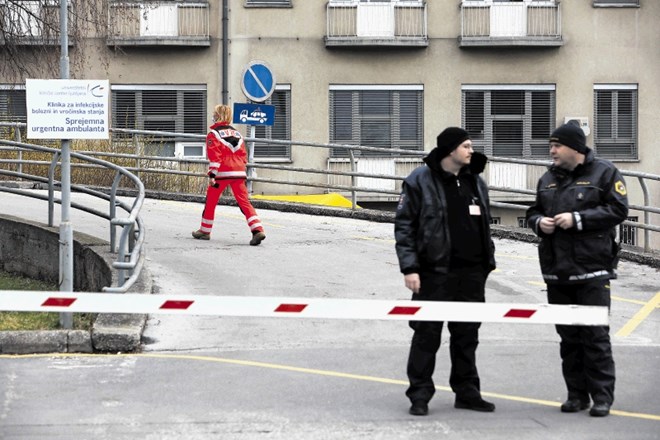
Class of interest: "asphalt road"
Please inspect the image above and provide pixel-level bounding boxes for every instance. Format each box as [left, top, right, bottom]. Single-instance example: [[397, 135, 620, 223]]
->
[[0, 192, 658, 439]]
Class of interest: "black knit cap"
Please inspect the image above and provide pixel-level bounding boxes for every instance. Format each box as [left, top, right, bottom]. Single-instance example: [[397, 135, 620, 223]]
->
[[550, 122, 588, 154], [436, 127, 470, 159]]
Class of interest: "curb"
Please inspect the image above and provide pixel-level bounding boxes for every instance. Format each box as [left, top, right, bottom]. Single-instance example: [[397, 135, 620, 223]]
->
[[0, 267, 151, 355]]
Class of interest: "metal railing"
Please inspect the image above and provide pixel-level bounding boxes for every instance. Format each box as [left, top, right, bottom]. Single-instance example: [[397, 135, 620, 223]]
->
[[1, 125, 657, 254], [107, 0, 210, 46], [0, 0, 73, 45], [0, 123, 146, 293], [460, 1, 562, 46], [326, 1, 428, 46]]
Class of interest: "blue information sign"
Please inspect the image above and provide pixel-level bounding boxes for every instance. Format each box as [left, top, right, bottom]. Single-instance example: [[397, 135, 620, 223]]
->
[[233, 103, 275, 126], [241, 60, 276, 103]]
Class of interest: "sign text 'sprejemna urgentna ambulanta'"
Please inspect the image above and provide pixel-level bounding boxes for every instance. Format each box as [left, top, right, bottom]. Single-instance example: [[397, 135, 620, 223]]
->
[[26, 79, 110, 140]]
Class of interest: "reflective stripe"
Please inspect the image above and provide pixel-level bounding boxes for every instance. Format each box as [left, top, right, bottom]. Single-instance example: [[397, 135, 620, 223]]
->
[[569, 270, 609, 281], [543, 274, 559, 281], [249, 222, 263, 231], [246, 216, 259, 224], [201, 218, 214, 225], [199, 225, 212, 233], [216, 171, 247, 178], [211, 130, 243, 153], [209, 162, 220, 168], [574, 211, 583, 231]]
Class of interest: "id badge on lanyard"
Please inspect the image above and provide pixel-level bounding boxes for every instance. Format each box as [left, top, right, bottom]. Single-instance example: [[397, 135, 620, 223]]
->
[[469, 197, 481, 216]]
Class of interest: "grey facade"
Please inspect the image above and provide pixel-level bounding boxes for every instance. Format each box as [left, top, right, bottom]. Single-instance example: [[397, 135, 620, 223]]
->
[[1, 0, 657, 247]]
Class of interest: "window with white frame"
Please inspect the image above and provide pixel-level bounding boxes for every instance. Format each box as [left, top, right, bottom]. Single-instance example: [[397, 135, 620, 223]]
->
[[593, 84, 637, 160], [462, 85, 555, 158], [329, 85, 423, 157], [111, 85, 207, 157], [253, 85, 291, 159]]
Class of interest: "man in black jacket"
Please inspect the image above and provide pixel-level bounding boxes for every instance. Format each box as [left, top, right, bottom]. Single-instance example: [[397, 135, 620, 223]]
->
[[526, 122, 629, 417], [395, 127, 496, 416]]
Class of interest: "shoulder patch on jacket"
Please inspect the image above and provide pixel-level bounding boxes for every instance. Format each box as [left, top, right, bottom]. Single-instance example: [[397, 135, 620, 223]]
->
[[615, 180, 627, 196], [397, 193, 406, 210]]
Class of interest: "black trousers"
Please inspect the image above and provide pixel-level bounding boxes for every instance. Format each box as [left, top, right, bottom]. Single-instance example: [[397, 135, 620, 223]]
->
[[547, 280, 615, 405], [406, 268, 487, 404]]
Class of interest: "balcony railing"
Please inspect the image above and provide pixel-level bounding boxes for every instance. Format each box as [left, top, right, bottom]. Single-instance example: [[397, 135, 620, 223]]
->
[[107, 1, 210, 47], [459, 1, 562, 47], [325, 1, 428, 47], [0, 1, 72, 46]]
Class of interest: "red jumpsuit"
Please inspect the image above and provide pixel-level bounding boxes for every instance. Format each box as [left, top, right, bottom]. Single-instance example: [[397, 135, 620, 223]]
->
[[197, 121, 264, 236]]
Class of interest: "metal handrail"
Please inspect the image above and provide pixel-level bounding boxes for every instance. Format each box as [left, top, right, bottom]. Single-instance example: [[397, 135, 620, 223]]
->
[[1, 123, 657, 252], [0, 124, 145, 293]]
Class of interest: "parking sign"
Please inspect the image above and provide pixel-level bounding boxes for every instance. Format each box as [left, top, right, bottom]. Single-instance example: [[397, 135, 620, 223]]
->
[[233, 103, 275, 126], [241, 60, 276, 103]]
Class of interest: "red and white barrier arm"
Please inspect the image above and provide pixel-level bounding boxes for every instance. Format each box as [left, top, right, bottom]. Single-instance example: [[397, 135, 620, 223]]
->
[[0, 291, 609, 325]]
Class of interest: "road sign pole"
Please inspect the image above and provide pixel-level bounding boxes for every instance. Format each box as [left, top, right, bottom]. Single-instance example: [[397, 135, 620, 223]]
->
[[247, 125, 256, 193], [59, 0, 73, 329]]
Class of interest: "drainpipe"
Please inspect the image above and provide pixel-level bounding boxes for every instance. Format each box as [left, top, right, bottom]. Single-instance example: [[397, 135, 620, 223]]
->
[[222, 0, 229, 104]]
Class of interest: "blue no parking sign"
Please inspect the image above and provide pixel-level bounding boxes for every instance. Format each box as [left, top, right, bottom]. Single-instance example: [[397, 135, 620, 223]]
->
[[241, 60, 276, 103]]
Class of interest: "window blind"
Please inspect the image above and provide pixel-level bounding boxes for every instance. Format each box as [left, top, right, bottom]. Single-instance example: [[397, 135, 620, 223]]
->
[[462, 86, 555, 158], [254, 88, 291, 158], [111, 86, 207, 139], [593, 87, 637, 159], [0, 88, 27, 123], [329, 88, 423, 157]]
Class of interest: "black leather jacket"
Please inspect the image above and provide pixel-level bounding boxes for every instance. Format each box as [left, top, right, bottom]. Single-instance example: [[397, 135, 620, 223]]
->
[[394, 150, 496, 275], [526, 150, 629, 284]]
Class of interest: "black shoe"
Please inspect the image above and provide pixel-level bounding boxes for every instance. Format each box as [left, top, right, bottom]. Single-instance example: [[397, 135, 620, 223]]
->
[[409, 400, 428, 416], [454, 396, 495, 412], [589, 401, 611, 417], [560, 398, 590, 413], [250, 231, 266, 246]]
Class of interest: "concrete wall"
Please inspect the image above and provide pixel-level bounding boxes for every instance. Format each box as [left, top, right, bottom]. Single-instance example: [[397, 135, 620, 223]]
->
[[0, 214, 113, 292]]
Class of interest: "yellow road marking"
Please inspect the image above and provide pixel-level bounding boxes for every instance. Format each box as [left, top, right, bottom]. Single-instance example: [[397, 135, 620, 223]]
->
[[611, 295, 657, 307], [495, 253, 538, 261], [2, 352, 659, 421], [352, 236, 394, 243], [616, 292, 660, 338]]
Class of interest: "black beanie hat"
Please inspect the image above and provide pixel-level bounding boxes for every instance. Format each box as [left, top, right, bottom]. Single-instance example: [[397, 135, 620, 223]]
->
[[436, 127, 470, 159], [550, 123, 588, 154]]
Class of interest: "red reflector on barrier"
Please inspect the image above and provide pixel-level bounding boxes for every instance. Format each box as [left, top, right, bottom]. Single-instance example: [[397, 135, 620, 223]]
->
[[504, 309, 536, 318], [275, 304, 307, 313], [160, 300, 194, 310], [42, 297, 76, 307], [388, 306, 420, 316]]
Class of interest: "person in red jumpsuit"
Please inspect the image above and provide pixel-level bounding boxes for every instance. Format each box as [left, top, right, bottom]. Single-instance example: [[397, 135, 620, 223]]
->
[[192, 104, 266, 245]]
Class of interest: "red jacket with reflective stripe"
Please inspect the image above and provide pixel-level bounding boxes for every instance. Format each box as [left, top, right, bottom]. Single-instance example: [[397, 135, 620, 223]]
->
[[206, 122, 247, 179]]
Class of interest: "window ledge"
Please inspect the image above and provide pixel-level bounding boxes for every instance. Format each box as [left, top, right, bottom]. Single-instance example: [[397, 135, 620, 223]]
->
[[253, 158, 292, 164], [244, 3, 293, 8], [593, 2, 640, 7]]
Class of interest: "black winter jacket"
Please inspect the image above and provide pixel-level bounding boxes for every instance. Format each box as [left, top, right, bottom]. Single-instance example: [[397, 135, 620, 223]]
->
[[526, 150, 629, 284], [394, 150, 496, 275]]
